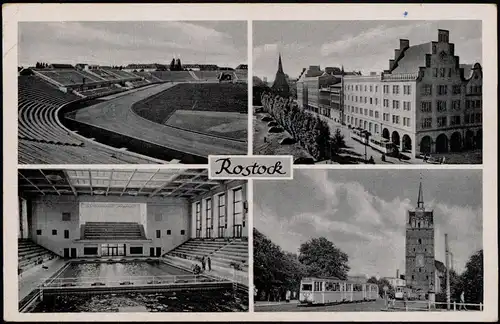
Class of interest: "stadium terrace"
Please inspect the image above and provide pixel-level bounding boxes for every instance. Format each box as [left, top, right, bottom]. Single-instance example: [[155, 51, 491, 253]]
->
[[18, 60, 248, 164]]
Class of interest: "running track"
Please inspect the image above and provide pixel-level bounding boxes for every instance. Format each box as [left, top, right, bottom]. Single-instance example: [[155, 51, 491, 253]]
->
[[67, 83, 248, 160]]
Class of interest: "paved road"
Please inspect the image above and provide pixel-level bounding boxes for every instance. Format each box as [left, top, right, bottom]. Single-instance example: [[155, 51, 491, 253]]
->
[[310, 113, 418, 165], [255, 299, 387, 312], [70, 83, 247, 160]]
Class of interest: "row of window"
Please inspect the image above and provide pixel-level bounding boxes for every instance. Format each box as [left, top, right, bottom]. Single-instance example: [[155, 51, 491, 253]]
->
[[464, 113, 482, 124], [408, 219, 432, 228], [346, 117, 380, 134], [466, 99, 482, 109], [430, 67, 454, 79], [383, 84, 412, 95], [347, 106, 379, 119], [468, 85, 482, 95], [421, 84, 481, 96], [195, 188, 244, 234], [345, 84, 379, 93], [420, 113, 482, 129], [345, 84, 413, 96], [35, 228, 186, 239], [421, 99, 482, 113], [410, 275, 431, 281], [36, 229, 70, 238], [345, 95, 379, 106], [346, 113, 411, 128], [155, 229, 186, 238]]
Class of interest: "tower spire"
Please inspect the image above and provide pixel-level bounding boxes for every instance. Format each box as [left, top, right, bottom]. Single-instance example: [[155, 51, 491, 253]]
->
[[278, 53, 283, 73], [417, 181, 424, 209]]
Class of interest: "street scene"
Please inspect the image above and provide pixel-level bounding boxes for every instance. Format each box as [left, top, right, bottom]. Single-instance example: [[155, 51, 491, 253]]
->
[[253, 20, 483, 164], [253, 169, 483, 312]]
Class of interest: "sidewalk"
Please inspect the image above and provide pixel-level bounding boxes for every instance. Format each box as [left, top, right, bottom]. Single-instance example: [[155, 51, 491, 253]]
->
[[18, 258, 67, 301], [162, 255, 248, 286], [255, 300, 299, 307]]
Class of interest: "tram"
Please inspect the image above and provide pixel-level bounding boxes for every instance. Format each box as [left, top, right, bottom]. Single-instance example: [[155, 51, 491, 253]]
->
[[350, 128, 397, 155], [298, 277, 379, 305], [394, 286, 404, 299], [394, 286, 415, 300], [368, 136, 397, 155], [350, 128, 368, 144]]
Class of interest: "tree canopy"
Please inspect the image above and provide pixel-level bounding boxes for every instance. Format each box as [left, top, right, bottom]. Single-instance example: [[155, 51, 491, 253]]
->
[[460, 249, 483, 304], [261, 93, 331, 161], [298, 237, 350, 280], [436, 249, 483, 308], [254, 229, 350, 301], [368, 276, 395, 298]]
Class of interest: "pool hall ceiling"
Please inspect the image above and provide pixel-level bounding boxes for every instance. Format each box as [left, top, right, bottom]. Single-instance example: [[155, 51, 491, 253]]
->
[[18, 169, 223, 198]]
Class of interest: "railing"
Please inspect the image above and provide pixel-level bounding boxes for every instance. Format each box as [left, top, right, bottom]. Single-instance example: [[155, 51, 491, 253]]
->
[[386, 299, 484, 311], [40, 274, 228, 289], [381, 72, 420, 81]]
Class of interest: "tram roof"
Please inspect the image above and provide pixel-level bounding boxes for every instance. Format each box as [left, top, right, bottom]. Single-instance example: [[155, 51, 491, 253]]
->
[[18, 168, 226, 199]]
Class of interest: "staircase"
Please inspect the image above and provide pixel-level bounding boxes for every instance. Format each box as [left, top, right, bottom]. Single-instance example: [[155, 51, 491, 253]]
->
[[82, 221, 146, 240], [211, 240, 248, 269], [18, 239, 58, 274]]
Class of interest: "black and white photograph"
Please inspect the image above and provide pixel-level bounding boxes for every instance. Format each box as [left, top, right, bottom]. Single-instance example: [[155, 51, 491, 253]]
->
[[253, 169, 483, 312], [18, 168, 249, 312], [253, 21, 483, 165], [18, 21, 248, 164]]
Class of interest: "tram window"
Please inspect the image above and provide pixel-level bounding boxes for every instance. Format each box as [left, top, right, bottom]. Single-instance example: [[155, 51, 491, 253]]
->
[[301, 284, 312, 291], [314, 282, 323, 291], [325, 282, 336, 291], [418, 239, 422, 244], [418, 222, 421, 228]]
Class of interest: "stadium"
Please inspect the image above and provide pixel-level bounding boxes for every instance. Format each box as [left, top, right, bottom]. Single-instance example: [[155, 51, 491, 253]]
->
[[17, 168, 249, 312], [18, 62, 248, 164]]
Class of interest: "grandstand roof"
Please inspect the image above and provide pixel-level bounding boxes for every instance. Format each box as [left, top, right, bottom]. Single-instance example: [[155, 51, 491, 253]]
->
[[18, 169, 224, 198], [183, 64, 219, 70], [49, 63, 74, 69]]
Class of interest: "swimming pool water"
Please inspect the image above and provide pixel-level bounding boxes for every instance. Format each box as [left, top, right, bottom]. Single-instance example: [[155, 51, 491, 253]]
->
[[57, 261, 190, 280]]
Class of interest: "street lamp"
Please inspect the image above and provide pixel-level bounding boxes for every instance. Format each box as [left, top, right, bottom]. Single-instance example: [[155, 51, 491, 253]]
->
[[363, 131, 371, 163]]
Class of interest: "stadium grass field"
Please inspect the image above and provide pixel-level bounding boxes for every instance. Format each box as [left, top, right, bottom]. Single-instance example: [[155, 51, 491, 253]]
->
[[165, 110, 247, 141], [65, 83, 247, 162], [132, 83, 248, 125]]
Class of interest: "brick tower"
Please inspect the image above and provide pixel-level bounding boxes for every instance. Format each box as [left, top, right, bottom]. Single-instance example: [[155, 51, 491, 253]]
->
[[405, 182, 435, 299]]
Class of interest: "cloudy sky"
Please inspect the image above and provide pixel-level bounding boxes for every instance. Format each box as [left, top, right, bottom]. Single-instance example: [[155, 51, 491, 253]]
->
[[18, 21, 246, 67], [254, 169, 482, 278], [254, 20, 482, 82]]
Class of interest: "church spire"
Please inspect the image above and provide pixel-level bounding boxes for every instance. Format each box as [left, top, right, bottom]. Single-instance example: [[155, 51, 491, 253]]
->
[[417, 181, 424, 209], [272, 52, 290, 97], [278, 53, 283, 73]]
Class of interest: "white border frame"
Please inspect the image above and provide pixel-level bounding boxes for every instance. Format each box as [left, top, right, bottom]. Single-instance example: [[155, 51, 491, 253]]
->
[[3, 3, 497, 322]]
